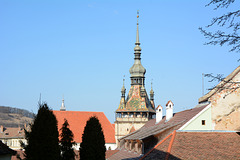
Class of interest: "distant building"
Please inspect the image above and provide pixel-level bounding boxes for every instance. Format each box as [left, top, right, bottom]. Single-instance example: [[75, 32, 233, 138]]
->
[[199, 65, 240, 131], [53, 100, 116, 150], [0, 125, 27, 150], [115, 13, 155, 142]]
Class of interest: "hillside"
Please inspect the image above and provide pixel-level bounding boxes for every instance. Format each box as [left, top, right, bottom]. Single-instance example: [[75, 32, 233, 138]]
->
[[0, 106, 34, 128]]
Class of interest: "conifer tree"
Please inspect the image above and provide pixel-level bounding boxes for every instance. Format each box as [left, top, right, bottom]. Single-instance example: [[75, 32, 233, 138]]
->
[[80, 116, 106, 160], [23, 103, 60, 160], [60, 119, 76, 160]]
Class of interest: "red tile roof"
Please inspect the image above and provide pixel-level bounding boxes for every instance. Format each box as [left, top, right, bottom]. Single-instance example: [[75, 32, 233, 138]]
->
[[105, 150, 119, 159], [53, 111, 116, 144], [141, 131, 240, 160], [107, 149, 141, 160], [0, 127, 25, 139]]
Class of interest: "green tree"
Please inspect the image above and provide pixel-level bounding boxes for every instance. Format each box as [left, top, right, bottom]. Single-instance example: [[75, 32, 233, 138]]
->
[[60, 119, 76, 160], [23, 103, 60, 160], [199, 0, 240, 52], [80, 116, 106, 160]]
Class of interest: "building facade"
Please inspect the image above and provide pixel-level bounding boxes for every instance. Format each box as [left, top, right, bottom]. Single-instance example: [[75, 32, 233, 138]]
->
[[199, 65, 240, 131]]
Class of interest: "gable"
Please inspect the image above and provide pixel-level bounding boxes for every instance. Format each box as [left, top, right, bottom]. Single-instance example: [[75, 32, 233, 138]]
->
[[180, 104, 212, 130]]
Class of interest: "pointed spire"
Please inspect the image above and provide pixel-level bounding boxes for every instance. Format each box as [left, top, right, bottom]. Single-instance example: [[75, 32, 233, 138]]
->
[[129, 10, 146, 85], [60, 95, 66, 111], [136, 10, 140, 45], [121, 75, 126, 98], [150, 80, 154, 101]]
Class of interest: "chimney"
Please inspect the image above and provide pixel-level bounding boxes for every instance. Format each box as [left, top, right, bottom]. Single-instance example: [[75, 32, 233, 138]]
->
[[156, 105, 163, 124], [166, 100, 174, 122], [0, 125, 3, 133]]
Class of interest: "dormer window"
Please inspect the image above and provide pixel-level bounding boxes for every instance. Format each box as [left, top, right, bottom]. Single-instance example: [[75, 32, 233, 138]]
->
[[169, 104, 171, 108], [159, 109, 161, 112]]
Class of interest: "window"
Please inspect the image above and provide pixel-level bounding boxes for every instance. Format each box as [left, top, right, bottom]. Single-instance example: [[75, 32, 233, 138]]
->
[[202, 120, 205, 125]]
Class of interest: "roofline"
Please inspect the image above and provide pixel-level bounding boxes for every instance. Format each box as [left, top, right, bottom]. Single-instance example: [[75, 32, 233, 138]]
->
[[115, 110, 156, 113], [176, 130, 239, 132], [53, 110, 105, 114], [199, 65, 240, 103], [178, 103, 211, 130]]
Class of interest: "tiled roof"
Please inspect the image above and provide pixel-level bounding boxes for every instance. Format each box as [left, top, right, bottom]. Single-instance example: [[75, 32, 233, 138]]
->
[[116, 85, 155, 112], [0, 140, 16, 156], [11, 150, 24, 160], [141, 131, 240, 160], [120, 105, 208, 141], [105, 150, 119, 159], [53, 111, 116, 144], [0, 127, 25, 139], [107, 148, 141, 160]]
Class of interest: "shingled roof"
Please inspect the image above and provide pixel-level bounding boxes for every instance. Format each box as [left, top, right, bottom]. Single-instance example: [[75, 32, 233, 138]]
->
[[141, 131, 240, 160], [0, 127, 25, 139], [119, 105, 208, 141], [53, 111, 116, 144]]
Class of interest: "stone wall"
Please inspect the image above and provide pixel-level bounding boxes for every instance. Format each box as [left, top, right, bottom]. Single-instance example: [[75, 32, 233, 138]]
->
[[209, 72, 240, 131]]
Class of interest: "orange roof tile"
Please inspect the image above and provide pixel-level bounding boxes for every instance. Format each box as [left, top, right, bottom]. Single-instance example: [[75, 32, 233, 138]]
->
[[141, 131, 240, 160], [53, 111, 116, 144]]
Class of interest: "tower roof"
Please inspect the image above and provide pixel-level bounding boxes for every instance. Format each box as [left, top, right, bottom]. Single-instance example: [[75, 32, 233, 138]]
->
[[129, 11, 146, 78]]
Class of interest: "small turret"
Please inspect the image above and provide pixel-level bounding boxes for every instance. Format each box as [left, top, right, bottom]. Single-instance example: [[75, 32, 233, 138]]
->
[[150, 82, 154, 101], [121, 77, 126, 98]]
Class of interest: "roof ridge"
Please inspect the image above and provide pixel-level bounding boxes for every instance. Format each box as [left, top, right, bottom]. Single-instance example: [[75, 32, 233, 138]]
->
[[140, 130, 176, 160], [165, 130, 176, 160]]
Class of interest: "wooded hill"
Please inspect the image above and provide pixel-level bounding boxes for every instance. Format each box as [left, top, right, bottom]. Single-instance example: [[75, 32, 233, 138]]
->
[[0, 106, 34, 128]]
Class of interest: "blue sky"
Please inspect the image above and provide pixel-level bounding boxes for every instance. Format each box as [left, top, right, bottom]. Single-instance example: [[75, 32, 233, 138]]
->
[[1, 0, 239, 123]]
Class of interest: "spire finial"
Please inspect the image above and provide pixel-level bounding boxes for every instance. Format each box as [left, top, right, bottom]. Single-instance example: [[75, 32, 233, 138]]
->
[[137, 10, 139, 24], [123, 75, 125, 87], [136, 10, 140, 44], [151, 79, 153, 89]]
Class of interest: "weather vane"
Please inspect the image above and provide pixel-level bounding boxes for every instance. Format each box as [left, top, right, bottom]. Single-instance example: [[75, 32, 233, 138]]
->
[[137, 10, 139, 23]]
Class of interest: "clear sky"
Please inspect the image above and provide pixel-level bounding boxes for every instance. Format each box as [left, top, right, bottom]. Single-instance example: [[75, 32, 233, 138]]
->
[[1, 0, 239, 123]]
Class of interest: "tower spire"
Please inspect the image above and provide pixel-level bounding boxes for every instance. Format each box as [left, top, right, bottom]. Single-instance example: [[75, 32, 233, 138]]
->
[[150, 80, 154, 101], [136, 10, 140, 45], [60, 95, 66, 111], [121, 75, 126, 98], [129, 10, 146, 85]]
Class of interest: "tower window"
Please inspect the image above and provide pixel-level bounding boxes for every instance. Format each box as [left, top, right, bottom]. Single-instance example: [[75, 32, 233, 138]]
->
[[202, 120, 205, 125]]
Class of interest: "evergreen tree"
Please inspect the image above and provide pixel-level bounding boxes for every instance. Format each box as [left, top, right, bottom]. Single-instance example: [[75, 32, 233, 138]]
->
[[23, 103, 60, 160], [60, 119, 76, 160], [80, 116, 106, 160]]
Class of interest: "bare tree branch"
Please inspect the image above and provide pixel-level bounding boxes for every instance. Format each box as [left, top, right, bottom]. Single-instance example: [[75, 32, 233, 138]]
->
[[200, 0, 240, 53]]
